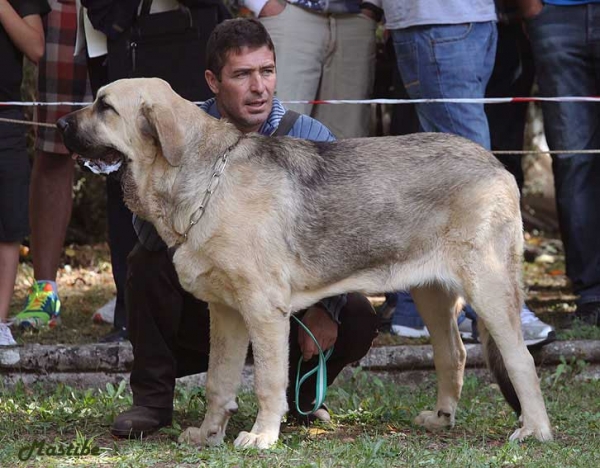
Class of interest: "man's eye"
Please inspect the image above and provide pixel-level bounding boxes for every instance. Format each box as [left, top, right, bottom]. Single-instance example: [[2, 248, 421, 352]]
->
[[262, 69, 274, 75]]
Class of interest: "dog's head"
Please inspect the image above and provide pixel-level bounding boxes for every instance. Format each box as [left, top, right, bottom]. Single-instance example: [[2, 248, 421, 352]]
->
[[58, 78, 216, 224], [58, 77, 201, 171]]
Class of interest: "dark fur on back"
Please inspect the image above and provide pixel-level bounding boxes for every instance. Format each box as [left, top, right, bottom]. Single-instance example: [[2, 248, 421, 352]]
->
[[247, 133, 508, 283]]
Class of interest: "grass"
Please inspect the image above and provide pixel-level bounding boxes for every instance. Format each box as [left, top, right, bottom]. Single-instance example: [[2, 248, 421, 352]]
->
[[0, 369, 598, 467]]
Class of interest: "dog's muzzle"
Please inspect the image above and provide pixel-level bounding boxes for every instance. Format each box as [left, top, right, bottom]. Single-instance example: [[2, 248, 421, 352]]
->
[[57, 115, 124, 175]]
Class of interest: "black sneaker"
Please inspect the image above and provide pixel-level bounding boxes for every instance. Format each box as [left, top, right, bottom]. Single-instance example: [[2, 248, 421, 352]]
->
[[574, 302, 600, 327], [100, 327, 128, 343]]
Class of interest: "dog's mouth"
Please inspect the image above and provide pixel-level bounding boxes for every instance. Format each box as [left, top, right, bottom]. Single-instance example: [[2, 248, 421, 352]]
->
[[73, 147, 124, 175]]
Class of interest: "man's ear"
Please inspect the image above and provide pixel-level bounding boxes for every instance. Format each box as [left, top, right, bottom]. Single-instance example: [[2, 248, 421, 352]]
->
[[140, 101, 185, 167], [205, 69, 220, 96]]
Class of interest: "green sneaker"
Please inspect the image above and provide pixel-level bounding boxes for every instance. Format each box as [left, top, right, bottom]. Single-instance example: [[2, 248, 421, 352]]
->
[[14, 281, 61, 330]]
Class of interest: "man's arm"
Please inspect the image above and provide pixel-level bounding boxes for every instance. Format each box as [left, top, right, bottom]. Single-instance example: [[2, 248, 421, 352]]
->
[[0, 0, 47, 64]]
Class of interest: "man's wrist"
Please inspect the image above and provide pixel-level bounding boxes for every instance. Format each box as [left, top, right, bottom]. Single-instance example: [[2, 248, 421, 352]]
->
[[359, 2, 383, 22]]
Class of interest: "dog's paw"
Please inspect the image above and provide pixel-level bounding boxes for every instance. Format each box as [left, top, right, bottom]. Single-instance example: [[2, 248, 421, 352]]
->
[[178, 426, 225, 447], [414, 410, 454, 432], [509, 425, 553, 442], [178, 427, 204, 446], [233, 430, 278, 449]]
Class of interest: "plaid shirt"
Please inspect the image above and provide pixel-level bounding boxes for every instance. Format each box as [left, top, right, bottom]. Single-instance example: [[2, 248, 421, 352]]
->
[[35, 0, 92, 155]]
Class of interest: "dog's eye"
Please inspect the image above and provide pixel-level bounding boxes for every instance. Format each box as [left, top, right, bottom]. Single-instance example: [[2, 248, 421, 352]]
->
[[97, 98, 115, 113]]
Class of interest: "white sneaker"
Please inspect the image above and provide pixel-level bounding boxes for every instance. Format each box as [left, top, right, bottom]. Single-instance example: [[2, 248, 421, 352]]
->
[[0, 322, 17, 346], [391, 324, 430, 338], [520, 305, 555, 347], [458, 317, 477, 342], [92, 297, 116, 325]]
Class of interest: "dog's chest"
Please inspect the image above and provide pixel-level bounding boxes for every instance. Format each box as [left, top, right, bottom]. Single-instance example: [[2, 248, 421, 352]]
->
[[173, 249, 238, 307]]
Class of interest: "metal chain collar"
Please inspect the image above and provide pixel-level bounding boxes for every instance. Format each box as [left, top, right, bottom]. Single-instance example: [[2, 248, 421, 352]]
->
[[174, 139, 240, 245]]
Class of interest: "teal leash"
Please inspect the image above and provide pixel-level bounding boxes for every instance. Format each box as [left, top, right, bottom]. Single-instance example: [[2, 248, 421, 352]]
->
[[291, 315, 334, 416]]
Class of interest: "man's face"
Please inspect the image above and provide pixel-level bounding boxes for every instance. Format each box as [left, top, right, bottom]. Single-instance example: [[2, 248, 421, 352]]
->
[[205, 46, 276, 134]]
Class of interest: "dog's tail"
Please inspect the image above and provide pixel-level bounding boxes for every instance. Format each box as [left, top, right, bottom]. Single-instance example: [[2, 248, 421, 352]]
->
[[478, 321, 522, 416]]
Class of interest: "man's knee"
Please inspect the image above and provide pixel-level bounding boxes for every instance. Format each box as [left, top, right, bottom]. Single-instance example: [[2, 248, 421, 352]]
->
[[338, 293, 378, 361]]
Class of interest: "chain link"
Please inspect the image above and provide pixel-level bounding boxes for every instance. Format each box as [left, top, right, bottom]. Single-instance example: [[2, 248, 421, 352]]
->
[[176, 139, 239, 244]]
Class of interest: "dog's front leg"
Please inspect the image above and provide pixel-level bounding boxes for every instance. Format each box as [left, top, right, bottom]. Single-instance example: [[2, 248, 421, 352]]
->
[[233, 306, 290, 449], [178, 302, 249, 447]]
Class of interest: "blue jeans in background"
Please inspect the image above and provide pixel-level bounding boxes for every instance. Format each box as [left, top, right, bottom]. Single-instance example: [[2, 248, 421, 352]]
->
[[390, 21, 497, 149], [388, 21, 497, 329], [526, 4, 600, 306]]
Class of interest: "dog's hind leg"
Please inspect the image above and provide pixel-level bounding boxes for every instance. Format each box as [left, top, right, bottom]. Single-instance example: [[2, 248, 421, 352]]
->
[[233, 299, 290, 449], [411, 284, 466, 432], [466, 270, 553, 441], [178, 302, 249, 447]]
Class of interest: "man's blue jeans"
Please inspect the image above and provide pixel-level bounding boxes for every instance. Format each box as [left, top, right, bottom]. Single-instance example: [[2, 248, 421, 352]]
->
[[390, 21, 497, 149], [527, 4, 600, 306], [388, 22, 497, 328]]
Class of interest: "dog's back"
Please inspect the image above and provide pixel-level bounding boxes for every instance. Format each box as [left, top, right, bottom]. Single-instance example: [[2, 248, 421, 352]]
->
[[254, 132, 521, 293]]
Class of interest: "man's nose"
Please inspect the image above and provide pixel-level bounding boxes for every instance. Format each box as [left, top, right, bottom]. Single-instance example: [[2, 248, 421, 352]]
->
[[249, 74, 266, 93]]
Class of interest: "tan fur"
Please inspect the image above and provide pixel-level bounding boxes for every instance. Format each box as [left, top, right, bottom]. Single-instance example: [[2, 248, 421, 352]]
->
[[60, 78, 553, 449]]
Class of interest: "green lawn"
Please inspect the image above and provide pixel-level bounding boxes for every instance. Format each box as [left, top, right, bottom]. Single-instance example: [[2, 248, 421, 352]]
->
[[1, 368, 598, 467]]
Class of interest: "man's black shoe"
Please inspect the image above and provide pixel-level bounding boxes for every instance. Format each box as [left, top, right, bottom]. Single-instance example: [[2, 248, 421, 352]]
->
[[100, 327, 129, 343], [574, 302, 600, 327], [111, 406, 173, 439]]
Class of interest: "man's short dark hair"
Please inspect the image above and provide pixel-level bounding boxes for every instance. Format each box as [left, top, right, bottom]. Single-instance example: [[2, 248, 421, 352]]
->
[[206, 18, 276, 79]]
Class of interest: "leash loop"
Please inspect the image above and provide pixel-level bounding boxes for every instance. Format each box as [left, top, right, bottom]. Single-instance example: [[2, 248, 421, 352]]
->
[[292, 315, 334, 417]]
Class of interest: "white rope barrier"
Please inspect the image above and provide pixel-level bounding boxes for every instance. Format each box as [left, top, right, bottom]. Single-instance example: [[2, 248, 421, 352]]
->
[[2, 95, 600, 156]]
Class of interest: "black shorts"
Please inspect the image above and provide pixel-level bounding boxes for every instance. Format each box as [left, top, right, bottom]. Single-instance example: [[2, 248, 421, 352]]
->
[[0, 109, 30, 242]]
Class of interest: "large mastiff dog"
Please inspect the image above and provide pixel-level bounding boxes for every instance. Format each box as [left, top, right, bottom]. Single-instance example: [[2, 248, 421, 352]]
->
[[58, 78, 552, 448]]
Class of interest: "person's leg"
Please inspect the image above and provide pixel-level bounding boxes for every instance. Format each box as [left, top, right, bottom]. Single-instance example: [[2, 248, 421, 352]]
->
[[390, 291, 428, 337], [112, 243, 210, 437], [389, 22, 499, 338], [485, 22, 535, 193], [87, 53, 137, 340], [29, 0, 88, 284], [312, 14, 376, 138], [527, 4, 600, 324], [287, 293, 377, 423], [0, 243, 19, 346], [391, 21, 497, 149], [14, 151, 72, 329], [260, 5, 329, 117], [29, 151, 74, 281], [126, 243, 210, 408], [484, 22, 555, 345], [0, 243, 20, 320], [103, 174, 138, 338]]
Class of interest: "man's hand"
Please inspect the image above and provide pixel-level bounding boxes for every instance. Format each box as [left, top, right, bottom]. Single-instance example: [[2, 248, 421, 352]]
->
[[516, 0, 543, 19], [360, 8, 377, 21], [259, 0, 287, 18], [297, 306, 338, 361]]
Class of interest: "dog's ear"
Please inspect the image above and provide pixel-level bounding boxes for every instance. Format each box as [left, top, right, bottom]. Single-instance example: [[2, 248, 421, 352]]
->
[[140, 102, 185, 167]]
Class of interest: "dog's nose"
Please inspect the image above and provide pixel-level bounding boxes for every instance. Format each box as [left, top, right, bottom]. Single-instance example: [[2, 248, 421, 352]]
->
[[56, 117, 69, 135]]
